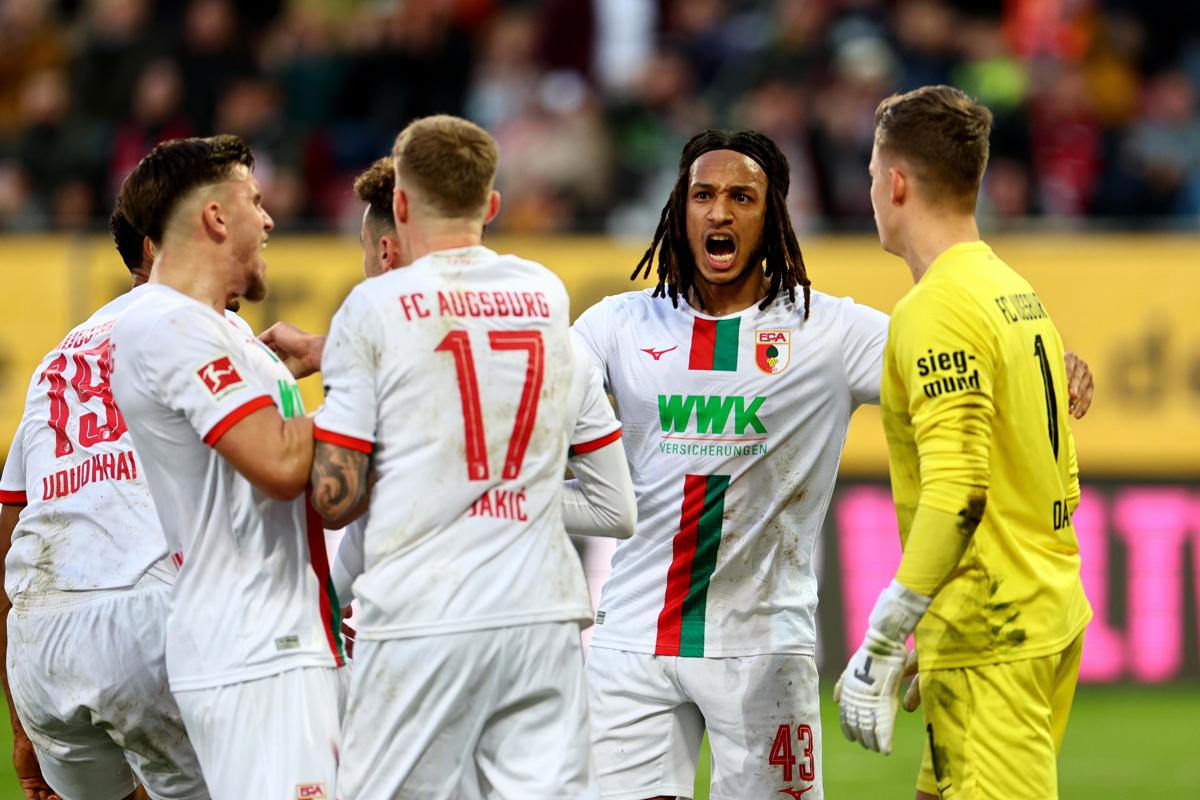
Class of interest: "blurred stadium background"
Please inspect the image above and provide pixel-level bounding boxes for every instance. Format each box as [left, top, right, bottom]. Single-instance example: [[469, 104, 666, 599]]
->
[[1, 0, 1198, 798]]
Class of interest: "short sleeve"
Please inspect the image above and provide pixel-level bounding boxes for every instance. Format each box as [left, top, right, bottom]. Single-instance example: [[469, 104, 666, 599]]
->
[[890, 285, 997, 516], [571, 298, 615, 391], [838, 298, 890, 407], [313, 288, 378, 453], [0, 422, 28, 505], [153, 306, 275, 447], [567, 339, 621, 456]]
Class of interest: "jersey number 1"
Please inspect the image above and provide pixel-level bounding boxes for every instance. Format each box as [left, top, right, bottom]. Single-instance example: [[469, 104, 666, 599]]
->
[[38, 340, 127, 458], [436, 330, 543, 481], [1032, 334, 1059, 458]]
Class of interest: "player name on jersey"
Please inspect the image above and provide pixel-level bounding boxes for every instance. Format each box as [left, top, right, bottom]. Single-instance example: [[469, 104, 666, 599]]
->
[[397, 290, 551, 322], [40, 449, 139, 500]]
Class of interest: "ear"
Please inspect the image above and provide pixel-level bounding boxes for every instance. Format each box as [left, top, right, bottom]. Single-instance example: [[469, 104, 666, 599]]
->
[[483, 190, 501, 226], [889, 166, 906, 207], [393, 188, 408, 227], [379, 234, 400, 272], [201, 200, 228, 240], [140, 235, 155, 269]]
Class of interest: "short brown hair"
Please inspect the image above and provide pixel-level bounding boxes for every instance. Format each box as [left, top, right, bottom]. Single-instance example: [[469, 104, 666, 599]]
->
[[353, 156, 396, 234], [117, 134, 255, 242], [874, 85, 993, 210], [391, 115, 497, 218]]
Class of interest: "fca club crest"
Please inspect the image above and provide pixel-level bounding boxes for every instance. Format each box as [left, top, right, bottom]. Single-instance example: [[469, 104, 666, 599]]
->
[[755, 330, 791, 374]]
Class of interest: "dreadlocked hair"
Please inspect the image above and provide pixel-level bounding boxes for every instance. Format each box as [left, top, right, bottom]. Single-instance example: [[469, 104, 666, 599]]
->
[[631, 129, 812, 319]]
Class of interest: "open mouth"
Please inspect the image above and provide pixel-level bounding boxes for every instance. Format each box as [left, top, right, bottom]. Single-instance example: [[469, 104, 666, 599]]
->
[[704, 233, 736, 268]]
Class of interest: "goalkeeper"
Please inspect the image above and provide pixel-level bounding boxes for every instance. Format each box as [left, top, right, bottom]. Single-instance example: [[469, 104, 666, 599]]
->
[[836, 85, 1092, 800]]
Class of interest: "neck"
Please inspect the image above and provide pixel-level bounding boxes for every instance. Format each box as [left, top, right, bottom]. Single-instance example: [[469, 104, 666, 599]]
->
[[689, 267, 768, 317], [405, 221, 484, 264], [150, 245, 231, 314], [897, 208, 981, 284]]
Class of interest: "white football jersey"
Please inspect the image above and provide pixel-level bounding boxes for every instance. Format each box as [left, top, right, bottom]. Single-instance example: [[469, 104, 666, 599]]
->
[[111, 284, 344, 691], [573, 288, 887, 657], [0, 289, 176, 598], [314, 245, 617, 640]]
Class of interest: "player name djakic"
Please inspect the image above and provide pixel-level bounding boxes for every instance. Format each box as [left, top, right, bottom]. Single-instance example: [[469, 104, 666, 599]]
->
[[397, 289, 552, 322]]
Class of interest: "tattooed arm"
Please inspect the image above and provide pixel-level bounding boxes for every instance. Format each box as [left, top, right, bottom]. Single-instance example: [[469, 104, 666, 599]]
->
[[310, 441, 372, 528]]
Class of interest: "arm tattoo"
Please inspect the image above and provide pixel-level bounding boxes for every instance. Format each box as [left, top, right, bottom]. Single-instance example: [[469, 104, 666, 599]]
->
[[312, 442, 370, 523]]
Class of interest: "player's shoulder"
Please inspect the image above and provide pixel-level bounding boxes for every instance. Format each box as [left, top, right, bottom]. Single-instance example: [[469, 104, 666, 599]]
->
[[803, 289, 889, 331], [114, 285, 233, 353], [578, 288, 665, 324]]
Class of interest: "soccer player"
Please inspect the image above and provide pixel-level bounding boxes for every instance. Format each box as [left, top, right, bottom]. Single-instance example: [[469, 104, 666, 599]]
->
[[309, 115, 626, 799], [0, 212, 213, 800], [835, 85, 1091, 800], [109, 135, 343, 800], [572, 129, 1094, 800]]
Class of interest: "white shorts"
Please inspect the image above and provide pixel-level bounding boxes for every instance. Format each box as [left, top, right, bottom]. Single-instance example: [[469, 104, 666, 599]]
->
[[586, 647, 823, 800], [173, 666, 340, 800], [6, 581, 208, 800], [339, 621, 599, 800]]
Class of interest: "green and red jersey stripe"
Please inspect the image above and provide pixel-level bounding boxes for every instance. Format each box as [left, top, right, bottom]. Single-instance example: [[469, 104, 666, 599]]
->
[[304, 489, 346, 667], [655, 473, 730, 657], [688, 317, 740, 371]]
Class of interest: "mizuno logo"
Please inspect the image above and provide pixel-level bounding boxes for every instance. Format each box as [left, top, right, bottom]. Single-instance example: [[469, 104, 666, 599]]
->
[[640, 345, 678, 361], [778, 787, 814, 798]]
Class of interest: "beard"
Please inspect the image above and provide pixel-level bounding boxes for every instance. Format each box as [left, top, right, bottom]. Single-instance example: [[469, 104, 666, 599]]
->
[[242, 267, 267, 303]]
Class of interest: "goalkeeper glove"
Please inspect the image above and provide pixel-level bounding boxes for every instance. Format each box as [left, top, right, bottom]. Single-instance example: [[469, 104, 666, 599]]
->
[[834, 580, 930, 755]]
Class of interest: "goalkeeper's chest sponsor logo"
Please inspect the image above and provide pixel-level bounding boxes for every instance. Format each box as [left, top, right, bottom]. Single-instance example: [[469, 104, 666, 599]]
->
[[755, 330, 791, 374], [295, 784, 326, 799]]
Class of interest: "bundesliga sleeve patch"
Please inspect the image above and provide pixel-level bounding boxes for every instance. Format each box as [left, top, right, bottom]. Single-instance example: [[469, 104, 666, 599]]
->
[[196, 355, 245, 400]]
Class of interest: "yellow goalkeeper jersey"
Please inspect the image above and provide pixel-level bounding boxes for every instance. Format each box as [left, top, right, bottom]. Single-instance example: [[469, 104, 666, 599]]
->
[[881, 240, 1092, 670]]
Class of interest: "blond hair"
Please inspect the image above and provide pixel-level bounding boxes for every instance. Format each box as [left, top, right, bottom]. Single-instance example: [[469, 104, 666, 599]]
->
[[392, 115, 498, 218]]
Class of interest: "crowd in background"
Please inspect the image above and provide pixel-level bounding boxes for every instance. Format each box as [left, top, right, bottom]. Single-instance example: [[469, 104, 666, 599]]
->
[[0, 0, 1197, 235]]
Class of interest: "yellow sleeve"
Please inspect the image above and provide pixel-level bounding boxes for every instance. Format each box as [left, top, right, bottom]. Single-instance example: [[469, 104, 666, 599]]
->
[[890, 285, 997, 595]]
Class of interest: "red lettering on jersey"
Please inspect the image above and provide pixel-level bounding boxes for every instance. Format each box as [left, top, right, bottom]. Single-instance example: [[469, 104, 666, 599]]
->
[[196, 356, 244, 397], [398, 293, 430, 321], [115, 452, 132, 481], [102, 453, 116, 480], [535, 293, 550, 317], [468, 488, 529, 521], [494, 293, 509, 316], [758, 331, 788, 343], [42, 476, 52, 501], [477, 292, 495, 317]]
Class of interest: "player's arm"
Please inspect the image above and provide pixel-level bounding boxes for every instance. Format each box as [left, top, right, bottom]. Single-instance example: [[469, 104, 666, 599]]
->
[[564, 442, 636, 539], [136, 307, 317, 502], [563, 340, 635, 538], [331, 517, 366, 603], [0, 496, 57, 799], [310, 288, 378, 527], [839, 299, 891, 407], [211, 408, 315, 501], [837, 287, 996, 755], [310, 441, 370, 528], [259, 322, 326, 380]]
